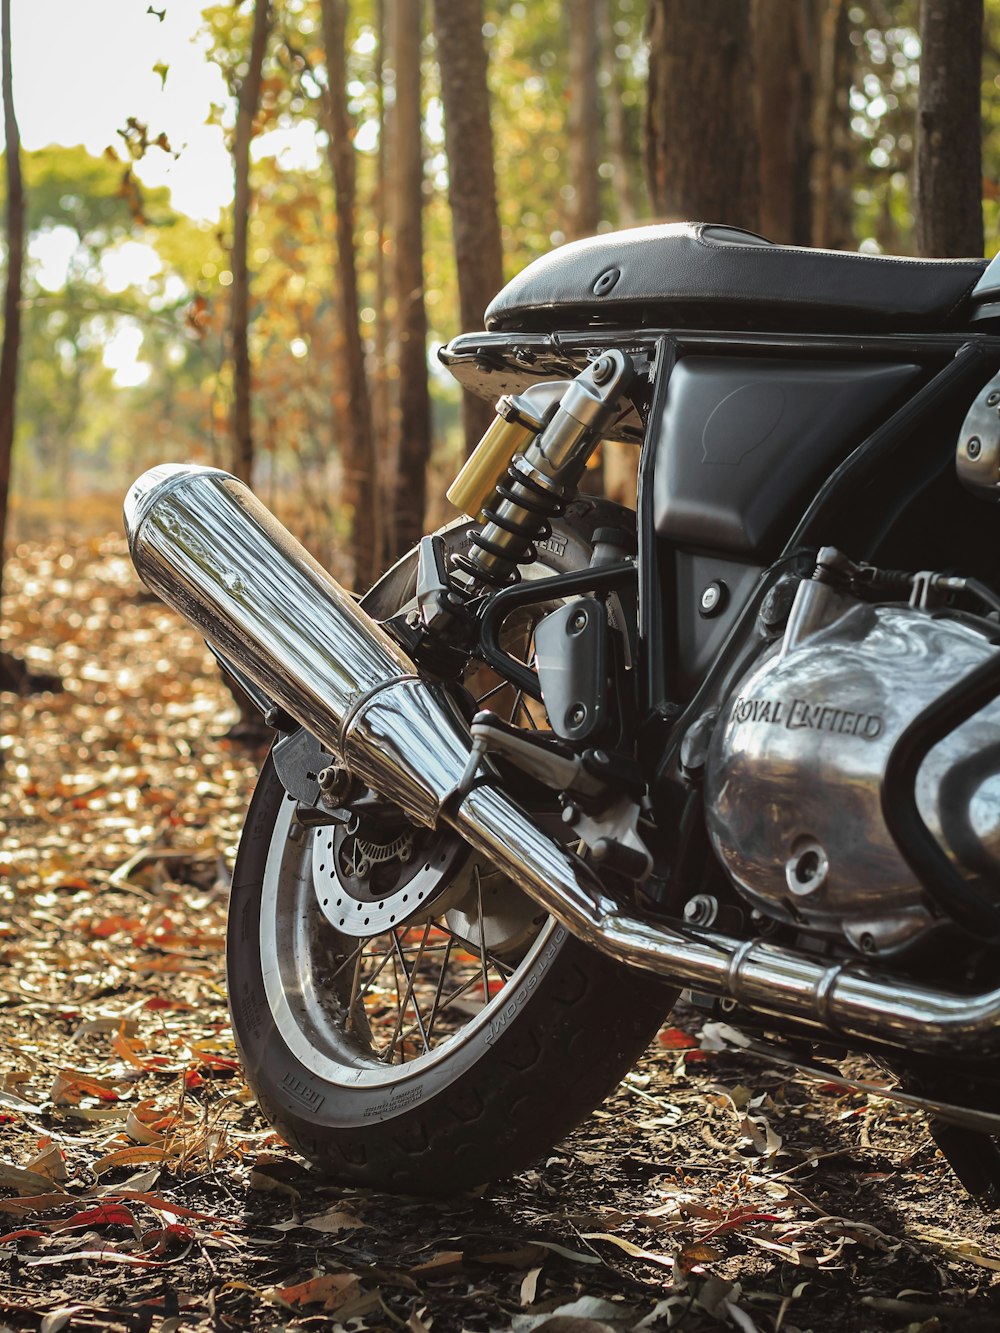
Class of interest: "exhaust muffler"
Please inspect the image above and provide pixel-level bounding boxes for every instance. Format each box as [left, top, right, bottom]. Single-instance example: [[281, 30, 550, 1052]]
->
[[125, 464, 1000, 1057]]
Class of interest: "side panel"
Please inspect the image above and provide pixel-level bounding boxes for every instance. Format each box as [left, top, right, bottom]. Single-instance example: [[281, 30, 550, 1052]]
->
[[653, 357, 922, 557]]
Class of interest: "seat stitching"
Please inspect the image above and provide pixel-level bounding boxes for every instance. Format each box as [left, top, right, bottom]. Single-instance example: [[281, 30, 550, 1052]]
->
[[694, 230, 986, 273]]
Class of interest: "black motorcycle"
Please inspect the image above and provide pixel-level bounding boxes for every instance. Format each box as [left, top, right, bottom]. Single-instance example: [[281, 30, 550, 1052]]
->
[[125, 221, 1000, 1201]]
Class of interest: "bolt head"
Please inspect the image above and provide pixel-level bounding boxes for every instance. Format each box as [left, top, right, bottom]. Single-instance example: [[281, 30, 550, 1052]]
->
[[968, 436, 983, 460], [591, 355, 615, 385], [699, 581, 726, 617]]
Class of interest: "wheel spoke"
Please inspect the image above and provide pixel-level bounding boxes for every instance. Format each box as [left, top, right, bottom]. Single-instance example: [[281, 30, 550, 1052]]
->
[[382, 926, 431, 1062], [344, 946, 365, 1033], [474, 865, 490, 1010], [512, 688, 539, 731], [425, 933, 454, 1043], [389, 965, 497, 1050], [473, 678, 512, 707], [326, 939, 365, 989], [356, 936, 398, 1007]]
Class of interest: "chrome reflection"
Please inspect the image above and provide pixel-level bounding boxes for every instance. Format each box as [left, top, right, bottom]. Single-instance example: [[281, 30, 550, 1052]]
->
[[127, 463, 1000, 1061]]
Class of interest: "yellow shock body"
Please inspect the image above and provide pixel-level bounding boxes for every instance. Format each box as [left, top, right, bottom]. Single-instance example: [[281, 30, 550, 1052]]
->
[[446, 396, 545, 520]]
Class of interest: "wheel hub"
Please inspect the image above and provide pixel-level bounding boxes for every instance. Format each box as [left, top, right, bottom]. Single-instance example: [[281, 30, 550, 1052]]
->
[[311, 818, 469, 938]]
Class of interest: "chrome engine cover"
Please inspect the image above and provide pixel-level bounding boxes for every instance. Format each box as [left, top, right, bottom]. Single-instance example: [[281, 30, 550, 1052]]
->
[[704, 583, 1000, 956]]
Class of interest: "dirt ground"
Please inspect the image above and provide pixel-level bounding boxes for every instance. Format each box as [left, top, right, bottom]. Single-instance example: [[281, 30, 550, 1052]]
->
[[3, 535, 1000, 1333]]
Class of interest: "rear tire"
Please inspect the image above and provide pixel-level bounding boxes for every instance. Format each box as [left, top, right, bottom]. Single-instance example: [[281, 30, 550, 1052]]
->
[[227, 502, 674, 1193]]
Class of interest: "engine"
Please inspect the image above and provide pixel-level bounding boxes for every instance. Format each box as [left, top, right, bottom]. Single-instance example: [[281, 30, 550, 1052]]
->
[[703, 551, 1000, 958]]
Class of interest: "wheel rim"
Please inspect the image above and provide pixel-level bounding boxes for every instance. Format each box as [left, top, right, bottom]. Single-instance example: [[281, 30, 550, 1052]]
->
[[255, 532, 586, 1093], [259, 798, 556, 1086]]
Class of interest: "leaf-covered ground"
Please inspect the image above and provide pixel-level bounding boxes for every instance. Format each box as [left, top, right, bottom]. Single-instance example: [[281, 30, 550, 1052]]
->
[[3, 535, 1000, 1333]]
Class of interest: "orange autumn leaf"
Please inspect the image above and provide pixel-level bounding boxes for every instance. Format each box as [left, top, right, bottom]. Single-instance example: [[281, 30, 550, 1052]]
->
[[53, 1204, 141, 1235], [50, 1070, 120, 1104], [272, 1272, 360, 1310], [92, 1146, 169, 1176], [658, 1027, 699, 1050]]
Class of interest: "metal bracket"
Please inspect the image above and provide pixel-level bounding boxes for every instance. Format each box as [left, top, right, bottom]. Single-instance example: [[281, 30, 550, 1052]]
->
[[455, 710, 607, 802]]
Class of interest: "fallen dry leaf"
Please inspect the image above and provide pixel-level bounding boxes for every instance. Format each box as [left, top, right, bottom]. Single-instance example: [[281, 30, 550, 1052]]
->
[[270, 1271, 361, 1310]]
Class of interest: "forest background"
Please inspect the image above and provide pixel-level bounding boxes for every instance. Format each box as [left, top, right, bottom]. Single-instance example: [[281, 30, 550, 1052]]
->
[[0, 0, 997, 630]]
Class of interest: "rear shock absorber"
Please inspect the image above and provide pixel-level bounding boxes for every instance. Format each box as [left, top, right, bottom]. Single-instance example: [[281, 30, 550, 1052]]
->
[[450, 350, 635, 590]]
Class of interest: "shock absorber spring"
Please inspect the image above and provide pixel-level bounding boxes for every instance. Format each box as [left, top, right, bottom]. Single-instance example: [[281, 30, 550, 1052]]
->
[[453, 351, 635, 591], [452, 457, 566, 588]]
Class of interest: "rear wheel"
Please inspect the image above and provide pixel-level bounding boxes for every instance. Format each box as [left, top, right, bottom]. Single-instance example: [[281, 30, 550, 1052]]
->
[[227, 502, 674, 1193]]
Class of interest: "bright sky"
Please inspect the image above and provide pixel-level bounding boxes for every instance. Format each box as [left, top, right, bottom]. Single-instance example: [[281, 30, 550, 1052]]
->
[[2, 1, 323, 385], [7, 0, 233, 220]]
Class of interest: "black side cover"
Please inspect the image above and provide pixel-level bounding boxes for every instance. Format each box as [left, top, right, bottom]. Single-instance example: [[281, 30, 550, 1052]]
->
[[653, 358, 922, 556]]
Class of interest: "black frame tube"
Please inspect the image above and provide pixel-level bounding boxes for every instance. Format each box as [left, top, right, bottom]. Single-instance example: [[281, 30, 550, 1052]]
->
[[477, 561, 638, 700]]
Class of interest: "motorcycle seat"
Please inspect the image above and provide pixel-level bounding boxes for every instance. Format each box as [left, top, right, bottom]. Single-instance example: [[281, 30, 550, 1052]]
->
[[484, 222, 989, 334]]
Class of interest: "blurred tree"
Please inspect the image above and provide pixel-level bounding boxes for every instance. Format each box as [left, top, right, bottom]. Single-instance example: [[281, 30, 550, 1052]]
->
[[916, 0, 984, 256], [598, 0, 639, 227], [230, 0, 272, 485], [388, 0, 431, 558], [644, 0, 760, 229], [433, 0, 504, 456], [567, 0, 601, 240], [752, 0, 814, 245], [319, 0, 378, 587], [811, 0, 855, 249], [0, 0, 22, 687]]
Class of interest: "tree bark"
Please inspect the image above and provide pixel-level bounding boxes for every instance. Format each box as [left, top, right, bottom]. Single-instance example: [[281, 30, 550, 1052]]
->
[[644, 0, 759, 230], [0, 0, 23, 621], [389, 0, 431, 558], [752, 0, 813, 244], [599, 0, 637, 227], [229, 0, 271, 485], [319, 0, 379, 588], [915, 0, 984, 256], [372, 0, 392, 564], [432, 0, 504, 457], [568, 0, 602, 240], [810, 0, 854, 249]]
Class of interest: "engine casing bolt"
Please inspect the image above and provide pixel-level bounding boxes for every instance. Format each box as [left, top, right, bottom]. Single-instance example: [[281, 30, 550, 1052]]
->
[[968, 436, 983, 460]]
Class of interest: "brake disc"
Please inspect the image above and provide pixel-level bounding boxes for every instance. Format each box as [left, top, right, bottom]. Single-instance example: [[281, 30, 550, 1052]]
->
[[311, 821, 469, 937]]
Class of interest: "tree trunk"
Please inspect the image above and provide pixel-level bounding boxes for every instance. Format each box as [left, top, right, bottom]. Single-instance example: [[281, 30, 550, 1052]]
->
[[389, 0, 431, 559], [599, 0, 637, 227], [319, 0, 379, 588], [644, 0, 759, 230], [915, 0, 984, 257], [0, 0, 23, 624], [810, 0, 855, 249], [432, 0, 504, 457], [229, 0, 271, 486], [568, 0, 602, 240], [752, 0, 813, 244], [372, 0, 392, 565]]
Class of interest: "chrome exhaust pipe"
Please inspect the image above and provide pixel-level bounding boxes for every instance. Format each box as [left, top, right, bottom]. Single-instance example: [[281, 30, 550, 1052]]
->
[[126, 464, 1000, 1057]]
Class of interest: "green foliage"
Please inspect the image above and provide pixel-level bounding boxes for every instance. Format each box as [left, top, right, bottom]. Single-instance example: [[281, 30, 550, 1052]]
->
[[848, 2, 920, 254], [5, 1, 1000, 544]]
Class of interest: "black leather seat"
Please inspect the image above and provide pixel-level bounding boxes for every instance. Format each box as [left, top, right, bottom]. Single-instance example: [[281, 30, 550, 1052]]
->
[[484, 222, 988, 334]]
